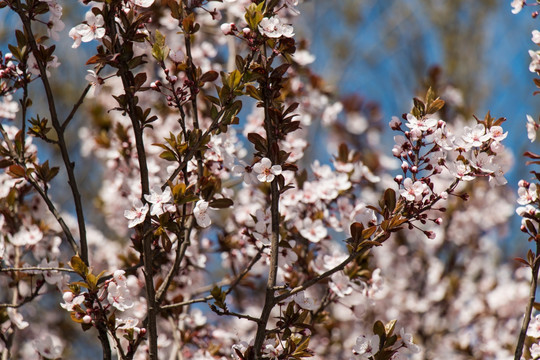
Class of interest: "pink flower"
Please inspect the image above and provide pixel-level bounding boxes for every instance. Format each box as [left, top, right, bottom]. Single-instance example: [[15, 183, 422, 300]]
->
[[329, 271, 353, 297], [258, 16, 294, 38], [253, 157, 282, 183], [352, 335, 379, 359], [107, 281, 134, 311], [144, 186, 174, 216], [400, 178, 428, 202], [7, 308, 29, 330], [194, 200, 211, 228], [32, 335, 64, 359], [299, 218, 327, 243], [124, 199, 149, 228]]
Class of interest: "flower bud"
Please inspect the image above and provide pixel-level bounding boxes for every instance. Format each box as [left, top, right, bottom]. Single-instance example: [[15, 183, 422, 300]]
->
[[63, 291, 74, 303], [394, 175, 403, 184], [220, 22, 235, 35], [401, 161, 409, 172], [83, 315, 92, 324]]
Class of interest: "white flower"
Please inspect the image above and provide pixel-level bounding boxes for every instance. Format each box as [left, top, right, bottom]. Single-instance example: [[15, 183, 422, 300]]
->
[[292, 291, 319, 311], [405, 113, 437, 132], [194, 200, 211, 228], [399, 328, 421, 353], [518, 183, 538, 205], [292, 50, 315, 66], [10, 225, 43, 247], [530, 50, 540, 73], [107, 281, 134, 311], [85, 70, 104, 96], [400, 178, 428, 202], [33, 335, 64, 359], [329, 271, 353, 298], [527, 114, 538, 142], [7, 308, 29, 330], [60, 293, 84, 311], [144, 186, 174, 216], [488, 125, 507, 142], [299, 218, 327, 243], [116, 317, 141, 333], [258, 16, 294, 38], [352, 335, 379, 359], [253, 157, 282, 182], [511, 0, 524, 14], [529, 314, 540, 337], [131, 0, 154, 7], [124, 199, 149, 228], [446, 161, 476, 181], [533, 30, 540, 44], [232, 163, 259, 185], [461, 124, 490, 147]]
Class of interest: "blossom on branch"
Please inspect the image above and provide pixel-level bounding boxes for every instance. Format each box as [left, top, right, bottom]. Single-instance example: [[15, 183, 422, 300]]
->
[[124, 199, 149, 228], [253, 157, 282, 183]]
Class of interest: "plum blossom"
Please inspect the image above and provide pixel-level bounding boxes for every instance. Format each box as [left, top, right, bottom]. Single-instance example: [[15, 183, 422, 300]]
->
[[124, 199, 149, 228], [262, 339, 282, 359], [9, 225, 43, 246], [131, 0, 154, 7], [461, 124, 490, 147], [530, 50, 540, 73], [232, 162, 259, 184], [292, 291, 319, 311], [258, 16, 294, 38], [400, 178, 428, 202], [518, 182, 538, 205], [7, 308, 29, 329], [511, 0, 524, 14], [329, 271, 353, 297], [293, 50, 316, 66], [60, 292, 85, 311], [0, 94, 19, 120], [352, 335, 379, 359], [529, 314, 540, 338], [107, 272, 134, 311], [299, 218, 327, 243], [32, 335, 64, 359], [405, 113, 437, 132], [68, 12, 105, 48], [144, 186, 174, 216], [446, 161, 475, 181], [527, 114, 539, 142], [533, 30, 540, 44], [253, 157, 282, 183], [194, 200, 211, 228], [85, 70, 104, 97], [399, 328, 421, 353], [116, 317, 141, 333]]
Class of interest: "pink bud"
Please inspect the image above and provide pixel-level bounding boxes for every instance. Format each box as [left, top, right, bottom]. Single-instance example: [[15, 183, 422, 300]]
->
[[83, 315, 92, 324]]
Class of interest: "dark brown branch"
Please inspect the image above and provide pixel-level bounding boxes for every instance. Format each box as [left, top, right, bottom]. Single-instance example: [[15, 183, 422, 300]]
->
[[16, 8, 88, 265], [514, 241, 540, 360]]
